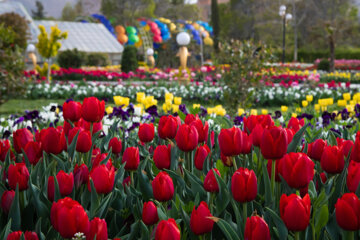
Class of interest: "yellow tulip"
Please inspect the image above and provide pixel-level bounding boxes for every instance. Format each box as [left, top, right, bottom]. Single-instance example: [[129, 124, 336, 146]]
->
[[318, 99, 327, 107], [296, 107, 302, 113], [306, 95, 313, 102], [113, 96, 130, 106], [314, 104, 320, 111], [291, 113, 297, 118], [302, 100, 308, 107], [136, 92, 145, 103], [207, 107, 214, 114], [172, 105, 179, 113], [281, 106, 288, 112], [250, 109, 258, 115], [193, 104, 201, 109], [261, 109, 268, 115], [338, 100, 347, 107], [238, 108, 245, 116], [326, 98, 334, 106], [346, 105, 354, 112], [165, 92, 173, 101], [174, 97, 182, 105], [105, 106, 113, 115]]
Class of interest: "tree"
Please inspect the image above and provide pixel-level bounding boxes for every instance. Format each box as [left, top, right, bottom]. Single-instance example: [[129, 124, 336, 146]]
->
[[32, 1, 46, 19], [36, 25, 68, 81], [0, 13, 29, 49], [211, 0, 220, 51], [61, 2, 77, 21]]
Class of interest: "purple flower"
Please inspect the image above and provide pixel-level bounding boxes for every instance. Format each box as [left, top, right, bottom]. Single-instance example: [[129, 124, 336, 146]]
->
[[234, 116, 243, 125], [179, 104, 188, 115]]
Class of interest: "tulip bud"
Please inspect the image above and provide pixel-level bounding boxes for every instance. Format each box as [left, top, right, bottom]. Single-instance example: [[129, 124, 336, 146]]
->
[[185, 114, 197, 124], [76, 118, 103, 134], [194, 145, 210, 170], [0, 139, 12, 162], [158, 115, 179, 139], [39, 127, 66, 155], [260, 127, 288, 160], [138, 123, 155, 143], [74, 164, 89, 188], [190, 119, 209, 143], [244, 215, 271, 240], [142, 201, 159, 225], [287, 117, 305, 133], [92, 153, 113, 170], [204, 168, 221, 193], [8, 162, 29, 191], [280, 194, 311, 231], [321, 145, 344, 174], [51, 197, 90, 238], [175, 124, 199, 152], [347, 160, 360, 192], [220, 153, 233, 167], [88, 165, 115, 194], [152, 172, 174, 202], [279, 152, 315, 189], [109, 137, 122, 154], [153, 144, 171, 170], [335, 193, 360, 231], [190, 201, 214, 235], [351, 132, 360, 162], [23, 141, 42, 165], [307, 139, 327, 161], [1, 190, 15, 214], [218, 127, 242, 156], [244, 115, 274, 133], [88, 217, 108, 240], [13, 128, 33, 153], [48, 171, 74, 202], [63, 100, 82, 122], [7, 231, 39, 240], [231, 168, 257, 202], [68, 127, 92, 153], [155, 218, 180, 240], [122, 147, 140, 171], [337, 138, 354, 158], [241, 131, 252, 154], [81, 97, 105, 123], [250, 124, 264, 147]]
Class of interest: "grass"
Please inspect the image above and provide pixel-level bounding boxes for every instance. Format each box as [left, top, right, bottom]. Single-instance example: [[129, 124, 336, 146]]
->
[[0, 99, 66, 116]]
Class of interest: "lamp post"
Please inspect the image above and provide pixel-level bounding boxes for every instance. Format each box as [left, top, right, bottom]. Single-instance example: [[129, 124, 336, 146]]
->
[[26, 44, 37, 71], [146, 48, 155, 68], [279, 5, 292, 64]]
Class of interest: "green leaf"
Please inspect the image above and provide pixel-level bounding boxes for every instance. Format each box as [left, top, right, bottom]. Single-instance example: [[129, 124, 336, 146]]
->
[[0, 219, 12, 240], [137, 160, 153, 200], [308, 180, 317, 199], [315, 204, 329, 236], [261, 159, 272, 206], [184, 170, 207, 199], [67, 130, 80, 160], [140, 220, 150, 240], [214, 170, 230, 215], [8, 185, 21, 230], [90, 179, 99, 219], [287, 123, 308, 153], [157, 207, 168, 220], [265, 207, 288, 240], [170, 145, 178, 171], [53, 175, 61, 202], [28, 180, 49, 218], [95, 192, 113, 219], [215, 218, 241, 240]]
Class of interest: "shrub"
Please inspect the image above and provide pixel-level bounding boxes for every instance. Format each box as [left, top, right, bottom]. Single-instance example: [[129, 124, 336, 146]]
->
[[57, 49, 85, 68], [317, 59, 330, 71], [85, 53, 109, 66], [0, 12, 29, 49], [121, 45, 138, 73]]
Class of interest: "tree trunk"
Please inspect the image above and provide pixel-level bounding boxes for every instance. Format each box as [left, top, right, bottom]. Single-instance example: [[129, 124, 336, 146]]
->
[[293, 0, 298, 62], [211, 0, 220, 51], [329, 34, 335, 72]]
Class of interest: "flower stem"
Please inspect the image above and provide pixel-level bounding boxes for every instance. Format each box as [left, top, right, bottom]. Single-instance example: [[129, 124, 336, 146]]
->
[[130, 171, 134, 187], [294, 232, 300, 240], [343, 230, 354, 240], [233, 157, 238, 170], [271, 160, 276, 197], [243, 202, 247, 228]]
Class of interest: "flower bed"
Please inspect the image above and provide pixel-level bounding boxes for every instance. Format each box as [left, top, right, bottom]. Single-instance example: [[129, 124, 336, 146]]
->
[[0, 96, 359, 239]]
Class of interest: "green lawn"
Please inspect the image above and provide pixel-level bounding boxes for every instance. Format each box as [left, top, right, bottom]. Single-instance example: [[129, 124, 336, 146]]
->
[[0, 99, 66, 116]]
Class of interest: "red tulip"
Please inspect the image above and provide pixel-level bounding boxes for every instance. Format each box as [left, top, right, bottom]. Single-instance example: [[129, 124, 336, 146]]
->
[[63, 100, 82, 122], [267, 159, 282, 182], [347, 160, 360, 192], [194, 144, 211, 170], [155, 218, 180, 240], [8, 163, 29, 191], [23, 141, 42, 165], [231, 168, 257, 202], [321, 145, 344, 174], [175, 124, 199, 152], [351, 132, 360, 162], [91, 148, 101, 161], [76, 118, 103, 134], [0, 139, 12, 162], [138, 123, 155, 143], [142, 201, 159, 225], [220, 153, 233, 167], [241, 131, 252, 154], [68, 127, 92, 153], [48, 170, 74, 201], [335, 193, 360, 231], [6, 231, 39, 240], [285, 128, 295, 144], [337, 138, 354, 158], [250, 124, 264, 147], [122, 176, 131, 187], [204, 168, 221, 193], [244, 215, 271, 240], [122, 147, 140, 170], [307, 139, 327, 161], [153, 144, 171, 170], [1, 190, 15, 214], [185, 114, 198, 124], [210, 131, 215, 147], [81, 97, 105, 123], [280, 152, 315, 189], [190, 119, 209, 143], [280, 194, 311, 231], [74, 163, 89, 188], [88, 165, 115, 194], [109, 137, 122, 154], [13, 128, 33, 153], [152, 172, 174, 202], [244, 115, 274, 133], [92, 153, 113, 170], [158, 115, 179, 139], [87, 217, 108, 240], [287, 117, 305, 133], [40, 127, 66, 155], [63, 120, 73, 136], [260, 126, 288, 160], [51, 197, 90, 238], [218, 127, 242, 156], [190, 201, 214, 235]]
